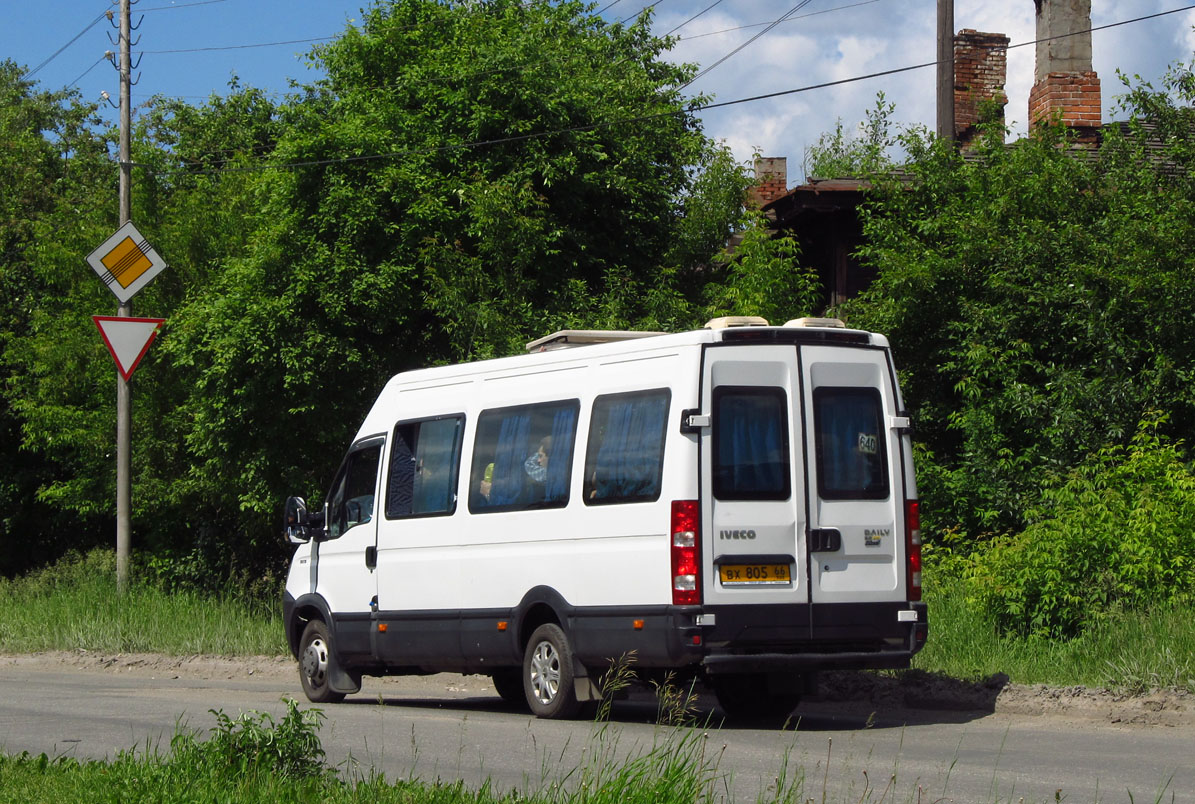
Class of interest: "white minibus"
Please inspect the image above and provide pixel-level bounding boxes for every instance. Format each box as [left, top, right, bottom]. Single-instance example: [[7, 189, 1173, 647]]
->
[[282, 316, 927, 720]]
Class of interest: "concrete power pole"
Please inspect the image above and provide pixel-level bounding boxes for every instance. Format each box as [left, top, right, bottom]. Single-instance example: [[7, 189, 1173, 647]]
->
[[936, 0, 955, 142], [116, 0, 133, 593]]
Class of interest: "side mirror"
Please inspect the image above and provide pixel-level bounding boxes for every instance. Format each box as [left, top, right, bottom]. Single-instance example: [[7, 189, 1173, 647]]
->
[[284, 496, 311, 544]]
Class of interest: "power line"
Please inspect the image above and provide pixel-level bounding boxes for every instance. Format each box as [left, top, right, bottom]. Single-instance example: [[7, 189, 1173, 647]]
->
[[20, 10, 107, 80], [141, 0, 229, 11], [682, 1, 815, 89], [664, 0, 727, 37], [676, 0, 882, 42], [141, 36, 336, 55], [20, 0, 232, 82], [125, 3, 1195, 177], [67, 55, 108, 90], [620, 1, 666, 26]]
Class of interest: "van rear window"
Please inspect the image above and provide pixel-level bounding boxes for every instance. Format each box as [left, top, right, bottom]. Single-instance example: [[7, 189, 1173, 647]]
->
[[584, 389, 670, 505], [713, 387, 791, 501], [469, 400, 579, 513], [813, 387, 889, 500]]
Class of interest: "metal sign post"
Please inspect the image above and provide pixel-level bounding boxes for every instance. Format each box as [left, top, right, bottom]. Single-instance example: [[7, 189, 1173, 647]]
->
[[86, 219, 167, 594]]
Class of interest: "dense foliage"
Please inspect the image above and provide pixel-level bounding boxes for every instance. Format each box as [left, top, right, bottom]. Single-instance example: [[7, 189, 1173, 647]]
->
[[0, 1, 791, 579], [837, 65, 1195, 635]]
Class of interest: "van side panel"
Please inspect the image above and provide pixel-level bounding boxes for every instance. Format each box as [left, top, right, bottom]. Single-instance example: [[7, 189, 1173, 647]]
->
[[368, 346, 701, 670]]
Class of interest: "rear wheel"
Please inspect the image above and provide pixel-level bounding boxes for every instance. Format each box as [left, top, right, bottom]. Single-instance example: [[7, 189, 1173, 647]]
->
[[523, 623, 582, 719], [298, 619, 347, 704], [491, 668, 527, 708], [711, 673, 799, 726]]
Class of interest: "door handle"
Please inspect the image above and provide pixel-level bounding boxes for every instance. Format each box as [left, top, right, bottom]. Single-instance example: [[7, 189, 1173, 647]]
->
[[809, 528, 841, 552], [365, 546, 377, 569]]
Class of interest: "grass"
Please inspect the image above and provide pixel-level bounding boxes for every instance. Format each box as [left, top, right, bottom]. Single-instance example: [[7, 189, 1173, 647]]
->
[[0, 549, 286, 656], [913, 566, 1195, 694], [3, 547, 1194, 694]]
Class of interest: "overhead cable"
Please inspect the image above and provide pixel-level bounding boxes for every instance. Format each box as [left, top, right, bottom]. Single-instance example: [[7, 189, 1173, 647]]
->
[[20, 10, 107, 80], [664, 0, 728, 37], [681, 1, 815, 89]]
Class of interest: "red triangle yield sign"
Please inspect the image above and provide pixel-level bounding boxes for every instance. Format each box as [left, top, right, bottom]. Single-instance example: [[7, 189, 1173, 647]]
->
[[93, 316, 165, 381]]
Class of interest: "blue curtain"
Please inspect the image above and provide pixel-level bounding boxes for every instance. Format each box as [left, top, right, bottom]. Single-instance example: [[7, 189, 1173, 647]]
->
[[818, 393, 881, 495], [488, 414, 532, 506], [718, 395, 786, 495], [387, 429, 416, 517], [592, 394, 667, 502], [544, 406, 577, 502]]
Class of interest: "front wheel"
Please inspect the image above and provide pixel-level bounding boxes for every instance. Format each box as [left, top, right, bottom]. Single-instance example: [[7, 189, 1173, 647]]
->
[[523, 623, 582, 719], [298, 619, 347, 704]]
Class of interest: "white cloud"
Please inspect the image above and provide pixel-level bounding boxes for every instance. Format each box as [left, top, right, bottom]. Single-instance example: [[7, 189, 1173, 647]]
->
[[663, 1, 1195, 177]]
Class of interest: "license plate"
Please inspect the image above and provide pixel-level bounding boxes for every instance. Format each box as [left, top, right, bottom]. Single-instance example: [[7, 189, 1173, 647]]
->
[[718, 563, 792, 585]]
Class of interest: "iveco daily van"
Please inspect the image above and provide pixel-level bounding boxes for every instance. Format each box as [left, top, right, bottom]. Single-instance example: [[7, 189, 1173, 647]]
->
[[282, 316, 927, 720]]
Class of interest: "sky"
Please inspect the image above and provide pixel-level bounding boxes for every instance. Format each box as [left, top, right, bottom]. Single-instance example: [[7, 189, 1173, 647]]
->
[[9, 0, 1195, 187]]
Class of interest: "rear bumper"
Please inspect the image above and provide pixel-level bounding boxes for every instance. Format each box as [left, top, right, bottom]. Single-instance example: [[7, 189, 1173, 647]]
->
[[699, 600, 928, 675]]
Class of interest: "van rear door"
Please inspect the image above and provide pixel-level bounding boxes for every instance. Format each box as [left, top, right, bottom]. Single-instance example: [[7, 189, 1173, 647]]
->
[[700, 344, 807, 610], [798, 343, 908, 635], [699, 340, 908, 616]]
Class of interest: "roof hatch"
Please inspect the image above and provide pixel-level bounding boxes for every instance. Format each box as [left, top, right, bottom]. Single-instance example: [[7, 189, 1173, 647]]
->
[[525, 329, 668, 353]]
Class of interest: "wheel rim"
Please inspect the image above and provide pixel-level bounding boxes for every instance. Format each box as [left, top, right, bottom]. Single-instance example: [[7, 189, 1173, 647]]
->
[[529, 639, 561, 705], [302, 636, 330, 689]]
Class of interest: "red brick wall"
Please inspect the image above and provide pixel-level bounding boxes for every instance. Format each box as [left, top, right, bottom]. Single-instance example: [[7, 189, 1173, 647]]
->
[[1029, 70, 1101, 135], [953, 30, 1010, 145], [752, 157, 788, 206]]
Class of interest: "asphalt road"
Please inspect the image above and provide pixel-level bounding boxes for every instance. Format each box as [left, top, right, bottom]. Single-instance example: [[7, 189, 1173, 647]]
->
[[0, 663, 1191, 803]]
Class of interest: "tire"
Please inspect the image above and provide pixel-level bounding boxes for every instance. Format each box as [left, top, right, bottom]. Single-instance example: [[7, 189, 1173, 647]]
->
[[523, 623, 582, 719], [491, 668, 528, 708], [298, 619, 347, 704], [711, 673, 799, 726]]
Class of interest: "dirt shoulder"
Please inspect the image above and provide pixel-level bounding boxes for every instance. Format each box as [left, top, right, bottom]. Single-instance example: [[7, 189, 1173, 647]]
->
[[3, 651, 1192, 728]]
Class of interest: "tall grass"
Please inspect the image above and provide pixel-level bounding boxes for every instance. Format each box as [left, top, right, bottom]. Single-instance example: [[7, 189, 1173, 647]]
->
[[0, 549, 286, 656], [915, 565, 1195, 693]]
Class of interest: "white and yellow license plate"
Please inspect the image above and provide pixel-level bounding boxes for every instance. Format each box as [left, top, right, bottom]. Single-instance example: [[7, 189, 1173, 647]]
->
[[718, 563, 792, 585]]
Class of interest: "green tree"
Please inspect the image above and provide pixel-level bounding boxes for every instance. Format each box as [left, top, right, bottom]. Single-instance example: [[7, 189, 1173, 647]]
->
[[841, 92, 1195, 544], [0, 61, 114, 575], [118, 0, 741, 568]]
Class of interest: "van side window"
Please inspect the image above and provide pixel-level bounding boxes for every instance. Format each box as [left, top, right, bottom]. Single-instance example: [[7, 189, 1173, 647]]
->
[[327, 442, 383, 539], [584, 389, 670, 505], [712, 387, 791, 501], [386, 416, 464, 519], [469, 400, 579, 513], [813, 387, 889, 500]]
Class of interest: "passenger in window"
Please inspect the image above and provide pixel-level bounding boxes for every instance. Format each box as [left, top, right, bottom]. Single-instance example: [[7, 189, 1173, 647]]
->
[[524, 436, 552, 484], [479, 462, 494, 500]]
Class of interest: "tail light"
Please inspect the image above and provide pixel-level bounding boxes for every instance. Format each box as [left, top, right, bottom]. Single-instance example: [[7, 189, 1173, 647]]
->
[[671, 500, 701, 605], [906, 499, 922, 601]]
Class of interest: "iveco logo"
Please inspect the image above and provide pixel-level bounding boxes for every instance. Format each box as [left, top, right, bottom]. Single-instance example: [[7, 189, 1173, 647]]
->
[[719, 529, 757, 540]]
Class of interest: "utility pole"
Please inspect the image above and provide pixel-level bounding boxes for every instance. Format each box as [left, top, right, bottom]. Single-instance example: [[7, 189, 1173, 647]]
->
[[115, 0, 133, 593], [936, 0, 955, 142]]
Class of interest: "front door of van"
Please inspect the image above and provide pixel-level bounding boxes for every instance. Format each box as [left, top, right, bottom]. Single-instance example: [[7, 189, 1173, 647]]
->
[[797, 344, 906, 632], [313, 437, 383, 657]]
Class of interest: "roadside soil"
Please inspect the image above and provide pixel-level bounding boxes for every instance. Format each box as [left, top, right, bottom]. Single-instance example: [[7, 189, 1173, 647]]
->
[[3, 650, 1192, 728]]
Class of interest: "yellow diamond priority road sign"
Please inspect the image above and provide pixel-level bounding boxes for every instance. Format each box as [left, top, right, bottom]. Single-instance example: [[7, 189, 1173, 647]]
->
[[86, 221, 167, 304]]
